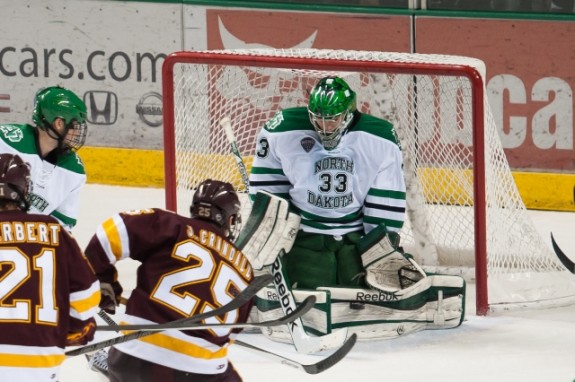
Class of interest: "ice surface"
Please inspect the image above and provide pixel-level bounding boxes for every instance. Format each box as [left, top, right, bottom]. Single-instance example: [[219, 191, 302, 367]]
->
[[62, 185, 575, 382]]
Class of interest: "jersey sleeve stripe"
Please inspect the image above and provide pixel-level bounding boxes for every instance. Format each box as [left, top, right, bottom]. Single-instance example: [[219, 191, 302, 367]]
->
[[97, 213, 130, 262], [249, 167, 285, 175], [367, 188, 406, 199], [364, 201, 406, 213], [69, 281, 101, 320], [363, 215, 404, 231]]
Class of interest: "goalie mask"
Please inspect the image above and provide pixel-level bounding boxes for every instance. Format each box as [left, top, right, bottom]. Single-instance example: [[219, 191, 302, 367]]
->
[[32, 86, 88, 152], [308, 76, 357, 150], [190, 179, 242, 241], [0, 154, 32, 211]]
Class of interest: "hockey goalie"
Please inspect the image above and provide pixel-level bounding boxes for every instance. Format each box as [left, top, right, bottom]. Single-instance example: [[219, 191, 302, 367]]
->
[[245, 76, 466, 342]]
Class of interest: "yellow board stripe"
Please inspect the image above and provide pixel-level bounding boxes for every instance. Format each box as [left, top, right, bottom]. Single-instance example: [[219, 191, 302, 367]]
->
[[79, 146, 575, 212]]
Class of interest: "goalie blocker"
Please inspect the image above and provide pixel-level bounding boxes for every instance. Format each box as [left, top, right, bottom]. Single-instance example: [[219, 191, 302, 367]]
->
[[253, 225, 465, 342]]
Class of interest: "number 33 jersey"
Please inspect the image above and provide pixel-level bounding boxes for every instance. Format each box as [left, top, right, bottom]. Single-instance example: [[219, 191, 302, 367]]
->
[[249, 107, 407, 235], [84, 208, 253, 375]]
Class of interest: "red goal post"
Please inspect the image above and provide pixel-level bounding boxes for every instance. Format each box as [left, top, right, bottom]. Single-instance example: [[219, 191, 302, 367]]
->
[[162, 49, 575, 316]]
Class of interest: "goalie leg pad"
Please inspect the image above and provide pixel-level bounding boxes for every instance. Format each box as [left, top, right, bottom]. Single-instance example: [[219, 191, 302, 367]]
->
[[253, 287, 333, 344], [253, 274, 465, 342]]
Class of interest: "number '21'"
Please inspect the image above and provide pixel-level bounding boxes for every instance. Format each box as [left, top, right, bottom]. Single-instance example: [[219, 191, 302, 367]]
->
[[0, 248, 58, 324]]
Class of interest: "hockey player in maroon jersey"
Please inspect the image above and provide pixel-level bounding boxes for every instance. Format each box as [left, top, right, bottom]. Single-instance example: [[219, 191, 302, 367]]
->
[[0, 153, 100, 382], [84, 179, 300, 382]]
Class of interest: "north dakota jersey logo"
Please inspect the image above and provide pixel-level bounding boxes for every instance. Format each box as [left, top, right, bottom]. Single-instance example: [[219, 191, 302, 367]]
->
[[313, 157, 354, 174], [308, 156, 355, 209]]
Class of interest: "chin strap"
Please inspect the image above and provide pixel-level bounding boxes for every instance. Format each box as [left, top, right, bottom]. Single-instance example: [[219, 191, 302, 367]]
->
[[40, 119, 85, 153]]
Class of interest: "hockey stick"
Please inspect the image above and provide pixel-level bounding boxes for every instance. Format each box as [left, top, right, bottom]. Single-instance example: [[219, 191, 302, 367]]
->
[[234, 333, 357, 374], [220, 117, 349, 354], [66, 274, 272, 357], [95, 295, 316, 332], [84, 311, 117, 377], [95, 306, 356, 375], [222, 117, 250, 194], [97, 310, 117, 326], [550, 233, 575, 274]]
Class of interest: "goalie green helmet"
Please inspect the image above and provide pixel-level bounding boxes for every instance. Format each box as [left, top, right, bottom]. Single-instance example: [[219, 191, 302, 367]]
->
[[32, 86, 88, 152], [308, 76, 356, 150], [190, 179, 242, 241]]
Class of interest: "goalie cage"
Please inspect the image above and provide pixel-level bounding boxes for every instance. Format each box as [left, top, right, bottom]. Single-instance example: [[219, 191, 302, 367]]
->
[[161, 48, 575, 316]]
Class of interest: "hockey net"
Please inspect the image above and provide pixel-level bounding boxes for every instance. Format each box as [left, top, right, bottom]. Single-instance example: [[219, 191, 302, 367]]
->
[[162, 49, 575, 315]]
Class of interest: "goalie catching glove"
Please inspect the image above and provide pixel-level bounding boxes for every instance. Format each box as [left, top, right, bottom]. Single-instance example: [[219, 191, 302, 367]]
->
[[235, 191, 300, 270], [358, 224, 426, 293]]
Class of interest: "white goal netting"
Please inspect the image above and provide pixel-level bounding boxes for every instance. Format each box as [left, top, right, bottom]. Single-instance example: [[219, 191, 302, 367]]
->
[[162, 48, 575, 314]]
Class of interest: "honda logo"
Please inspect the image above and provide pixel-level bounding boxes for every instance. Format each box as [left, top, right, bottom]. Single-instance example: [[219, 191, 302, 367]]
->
[[84, 91, 118, 125]]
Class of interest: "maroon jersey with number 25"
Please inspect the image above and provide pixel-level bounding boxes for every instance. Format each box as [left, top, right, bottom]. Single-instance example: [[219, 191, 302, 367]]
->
[[84, 208, 254, 375]]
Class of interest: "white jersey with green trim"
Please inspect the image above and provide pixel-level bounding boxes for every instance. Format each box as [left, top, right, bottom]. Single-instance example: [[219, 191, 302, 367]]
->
[[0, 124, 86, 231], [249, 107, 406, 236]]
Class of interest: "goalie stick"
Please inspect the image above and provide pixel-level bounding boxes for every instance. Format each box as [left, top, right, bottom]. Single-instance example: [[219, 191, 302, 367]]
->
[[222, 117, 250, 194], [95, 295, 316, 332], [235, 333, 357, 375], [220, 117, 349, 355], [66, 274, 273, 357], [550, 233, 575, 274]]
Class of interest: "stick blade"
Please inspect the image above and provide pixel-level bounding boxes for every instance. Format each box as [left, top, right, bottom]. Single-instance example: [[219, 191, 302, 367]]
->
[[293, 327, 349, 355], [234, 332, 357, 375], [550, 233, 575, 274], [303, 333, 358, 374]]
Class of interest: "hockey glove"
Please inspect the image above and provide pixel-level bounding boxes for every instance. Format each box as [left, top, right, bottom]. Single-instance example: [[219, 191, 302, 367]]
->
[[358, 224, 426, 293], [235, 191, 300, 270], [99, 281, 123, 314], [66, 318, 96, 346]]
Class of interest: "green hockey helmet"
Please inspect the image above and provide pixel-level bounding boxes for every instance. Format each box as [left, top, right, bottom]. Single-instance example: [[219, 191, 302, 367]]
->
[[32, 86, 88, 151], [308, 76, 356, 150]]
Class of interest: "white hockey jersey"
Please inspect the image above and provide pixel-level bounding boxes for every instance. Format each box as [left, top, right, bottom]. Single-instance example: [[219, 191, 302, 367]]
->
[[249, 107, 406, 236], [0, 124, 86, 230]]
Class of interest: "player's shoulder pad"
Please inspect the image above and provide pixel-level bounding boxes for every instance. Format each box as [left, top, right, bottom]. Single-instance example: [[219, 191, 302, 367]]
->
[[0, 124, 37, 154], [57, 151, 86, 175], [263, 107, 314, 134], [350, 113, 399, 145]]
